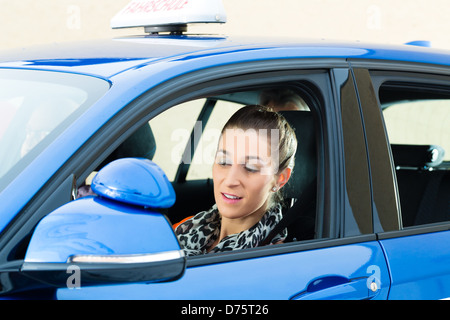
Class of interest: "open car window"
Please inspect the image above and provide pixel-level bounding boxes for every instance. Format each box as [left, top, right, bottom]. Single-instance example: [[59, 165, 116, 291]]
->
[[85, 85, 323, 250]]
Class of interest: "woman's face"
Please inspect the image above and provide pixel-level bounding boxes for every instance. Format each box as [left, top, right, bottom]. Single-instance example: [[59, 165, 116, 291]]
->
[[212, 127, 279, 221]]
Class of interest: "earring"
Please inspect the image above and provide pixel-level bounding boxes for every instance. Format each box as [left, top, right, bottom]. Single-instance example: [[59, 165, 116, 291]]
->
[[272, 186, 278, 192]]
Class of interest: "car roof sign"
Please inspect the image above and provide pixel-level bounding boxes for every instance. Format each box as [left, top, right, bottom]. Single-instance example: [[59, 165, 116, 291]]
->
[[110, 0, 227, 34]]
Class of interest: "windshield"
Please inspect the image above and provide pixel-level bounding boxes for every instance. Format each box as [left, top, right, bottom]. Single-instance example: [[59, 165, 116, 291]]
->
[[0, 69, 110, 190]]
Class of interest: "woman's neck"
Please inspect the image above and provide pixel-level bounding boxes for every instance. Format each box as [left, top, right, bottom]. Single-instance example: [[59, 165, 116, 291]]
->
[[206, 203, 272, 253], [218, 204, 268, 241]]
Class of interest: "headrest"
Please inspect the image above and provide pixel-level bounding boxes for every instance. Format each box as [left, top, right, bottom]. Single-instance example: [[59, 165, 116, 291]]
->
[[391, 144, 445, 168], [97, 124, 156, 170], [278, 111, 317, 199]]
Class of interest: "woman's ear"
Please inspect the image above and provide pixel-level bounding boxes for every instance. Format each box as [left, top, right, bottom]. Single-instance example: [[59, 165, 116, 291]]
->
[[275, 167, 292, 189]]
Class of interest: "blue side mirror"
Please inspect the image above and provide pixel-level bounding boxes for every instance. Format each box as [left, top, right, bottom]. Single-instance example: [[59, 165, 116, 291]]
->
[[91, 158, 176, 208], [22, 158, 184, 288]]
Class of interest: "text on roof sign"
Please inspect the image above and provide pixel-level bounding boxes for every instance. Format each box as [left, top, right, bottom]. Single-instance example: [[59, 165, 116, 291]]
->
[[123, 0, 189, 15], [110, 0, 227, 31]]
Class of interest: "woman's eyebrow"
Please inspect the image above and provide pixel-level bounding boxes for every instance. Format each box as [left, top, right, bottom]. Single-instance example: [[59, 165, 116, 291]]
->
[[245, 155, 270, 165], [245, 155, 262, 161], [216, 150, 269, 165], [216, 149, 229, 156]]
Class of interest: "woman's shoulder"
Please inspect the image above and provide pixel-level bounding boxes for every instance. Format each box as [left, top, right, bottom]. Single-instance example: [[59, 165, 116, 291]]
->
[[172, 215, 194, 230], [172, 204, 218, 230]]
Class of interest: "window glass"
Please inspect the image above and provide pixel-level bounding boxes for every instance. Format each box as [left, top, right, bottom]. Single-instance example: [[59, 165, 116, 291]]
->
[[380, 83, 450, 227], [0, 69, 109, 191], [149, 99, 203, 181], [187, 100, 243, 180], [383, 100, 450, 160]]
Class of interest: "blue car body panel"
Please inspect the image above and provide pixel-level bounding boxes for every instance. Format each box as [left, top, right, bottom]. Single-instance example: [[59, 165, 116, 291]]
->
[[56, 240, 390, 300], [1, 34, 450, 299], [380, 231, 450, 300]]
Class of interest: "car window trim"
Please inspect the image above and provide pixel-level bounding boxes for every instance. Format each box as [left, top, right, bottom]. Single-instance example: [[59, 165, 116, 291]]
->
[[79, 70, 337, 252], [187, 220, 450, 267], [186, 234, 377, 267], [377, 222, 450, 240], [348, 59, 450, 76]]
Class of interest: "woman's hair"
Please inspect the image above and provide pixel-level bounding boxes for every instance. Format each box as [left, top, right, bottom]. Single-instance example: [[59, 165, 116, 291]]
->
[[221, 105, 298, 206], [260, 88, 309, 111]]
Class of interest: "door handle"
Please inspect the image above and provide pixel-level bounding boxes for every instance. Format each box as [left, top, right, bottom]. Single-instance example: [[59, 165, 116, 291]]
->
[[291, 276, 375, 300]]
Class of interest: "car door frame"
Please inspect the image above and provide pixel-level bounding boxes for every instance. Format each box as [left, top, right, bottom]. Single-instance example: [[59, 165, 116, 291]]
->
[[350, 59, 450, 299]]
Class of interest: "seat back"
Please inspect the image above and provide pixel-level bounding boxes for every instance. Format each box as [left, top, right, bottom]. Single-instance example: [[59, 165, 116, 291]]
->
[[97, 123, 156, 170], [277, 111, 317, 241], [279, 111, 317, 202], [391, 144, 449, 226]]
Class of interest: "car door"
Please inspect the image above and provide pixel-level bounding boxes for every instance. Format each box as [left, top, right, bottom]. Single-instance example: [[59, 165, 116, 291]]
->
[[352, 65, 450, 300], [50, 63, 391, 300], [1, 60, 391, 300]]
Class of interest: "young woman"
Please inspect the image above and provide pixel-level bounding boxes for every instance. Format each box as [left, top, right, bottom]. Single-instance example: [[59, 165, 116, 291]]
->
[[175, 105, 297, 256]]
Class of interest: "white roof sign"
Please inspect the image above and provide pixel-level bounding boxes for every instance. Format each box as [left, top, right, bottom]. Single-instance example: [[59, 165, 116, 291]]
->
[[111, 0, 227, 30]]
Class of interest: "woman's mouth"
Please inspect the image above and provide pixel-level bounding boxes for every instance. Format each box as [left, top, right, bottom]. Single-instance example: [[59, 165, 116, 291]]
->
[[221, 192, 243, 203]]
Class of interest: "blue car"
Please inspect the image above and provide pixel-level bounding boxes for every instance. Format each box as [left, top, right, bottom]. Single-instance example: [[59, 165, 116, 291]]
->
[[0, 0, 449, 300]]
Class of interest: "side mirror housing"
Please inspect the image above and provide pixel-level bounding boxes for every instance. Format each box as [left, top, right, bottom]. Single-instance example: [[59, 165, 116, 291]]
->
[[21, 158, 184, 288]]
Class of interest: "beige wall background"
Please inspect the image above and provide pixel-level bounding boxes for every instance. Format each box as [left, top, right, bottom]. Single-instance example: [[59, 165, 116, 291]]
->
[[1, 0, 450, 51]]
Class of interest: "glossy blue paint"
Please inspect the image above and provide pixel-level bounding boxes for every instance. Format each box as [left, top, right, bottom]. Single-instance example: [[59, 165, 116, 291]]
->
[[1, 33, 450, 299], [24, 196, 180, 263], [380, 230, 450, 300], [56, 240, 390, 300], [2, 36, 450, 79], [91, 158, 176, 208], [405, 40, 432, 47]]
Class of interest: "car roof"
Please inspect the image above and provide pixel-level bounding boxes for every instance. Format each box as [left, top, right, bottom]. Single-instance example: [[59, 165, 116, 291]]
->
[[1, 35, 450, 79]]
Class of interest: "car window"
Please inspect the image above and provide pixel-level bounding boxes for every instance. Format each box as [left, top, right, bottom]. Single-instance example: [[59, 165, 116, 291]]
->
[[81, 72, 332, 260], [379, 82, 450, 228]]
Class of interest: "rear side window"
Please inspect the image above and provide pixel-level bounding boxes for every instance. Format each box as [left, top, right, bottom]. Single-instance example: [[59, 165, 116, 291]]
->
[[379, 81, 450, 228]]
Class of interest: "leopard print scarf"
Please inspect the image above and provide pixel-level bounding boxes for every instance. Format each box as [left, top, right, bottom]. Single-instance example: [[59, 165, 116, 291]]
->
[[175, 204, 287, 256]]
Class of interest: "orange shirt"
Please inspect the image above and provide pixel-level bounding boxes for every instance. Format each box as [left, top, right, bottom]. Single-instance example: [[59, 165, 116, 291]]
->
[[172, 215, 194, 230]]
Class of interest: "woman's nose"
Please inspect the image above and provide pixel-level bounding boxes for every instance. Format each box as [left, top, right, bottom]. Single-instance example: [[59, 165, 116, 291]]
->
[[223, 165, 241, 187]]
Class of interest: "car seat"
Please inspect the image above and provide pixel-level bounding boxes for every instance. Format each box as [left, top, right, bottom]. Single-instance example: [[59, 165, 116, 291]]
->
[[392, 144, 449, 227], [263, 110, 317, 243], [97, 123, 156, 170]]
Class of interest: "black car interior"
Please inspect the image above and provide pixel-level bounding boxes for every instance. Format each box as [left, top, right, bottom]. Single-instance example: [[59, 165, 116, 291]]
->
[[392, 144, 449, 227], [275, 110, 317, 242]]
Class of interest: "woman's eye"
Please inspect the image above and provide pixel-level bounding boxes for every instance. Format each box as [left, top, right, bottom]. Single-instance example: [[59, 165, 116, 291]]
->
[[216, 157, 231, 166], [245, 164, 259, 173]]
